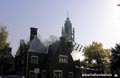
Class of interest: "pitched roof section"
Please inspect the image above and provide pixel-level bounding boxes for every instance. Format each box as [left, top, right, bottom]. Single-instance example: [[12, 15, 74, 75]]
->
[[28, 36, 48, 54]]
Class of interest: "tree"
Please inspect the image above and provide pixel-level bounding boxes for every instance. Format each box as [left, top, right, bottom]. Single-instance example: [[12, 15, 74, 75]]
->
[[103, 49, 111, 73], [111, 44, 120, 77], [0, 26, 10, 74], [83, 41, 111, 73], [0, 26, 9, 51]]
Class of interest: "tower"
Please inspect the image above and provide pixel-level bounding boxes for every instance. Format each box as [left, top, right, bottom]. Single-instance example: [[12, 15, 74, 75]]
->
[[62, 16, 75, 42]]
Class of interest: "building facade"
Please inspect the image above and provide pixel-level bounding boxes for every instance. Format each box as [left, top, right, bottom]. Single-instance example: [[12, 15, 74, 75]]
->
[[15, 17, 76, 78]]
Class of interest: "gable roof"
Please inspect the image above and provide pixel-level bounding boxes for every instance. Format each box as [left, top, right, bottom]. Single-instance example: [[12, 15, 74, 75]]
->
[[28, 36, 48, 54], [16, 40, 26, 56]]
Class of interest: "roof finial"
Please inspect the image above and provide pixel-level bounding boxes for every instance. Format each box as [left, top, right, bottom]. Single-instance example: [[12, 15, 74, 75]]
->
[[67, 11, 69, 17]]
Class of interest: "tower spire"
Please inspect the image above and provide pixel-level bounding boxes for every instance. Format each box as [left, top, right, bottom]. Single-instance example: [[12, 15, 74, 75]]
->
[[66, 11, 70, 21], [67, 11, 69, 18]]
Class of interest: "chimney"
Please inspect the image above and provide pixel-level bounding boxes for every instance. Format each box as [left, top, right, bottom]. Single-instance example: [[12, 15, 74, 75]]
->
[[30, 27, 38, 41]]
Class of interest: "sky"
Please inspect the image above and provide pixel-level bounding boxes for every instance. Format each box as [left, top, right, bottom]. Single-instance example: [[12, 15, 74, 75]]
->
[[0, 0, 120, 60]]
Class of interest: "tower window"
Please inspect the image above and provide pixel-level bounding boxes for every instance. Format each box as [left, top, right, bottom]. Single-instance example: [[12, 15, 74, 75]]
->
[[31, 55, 38, 64]]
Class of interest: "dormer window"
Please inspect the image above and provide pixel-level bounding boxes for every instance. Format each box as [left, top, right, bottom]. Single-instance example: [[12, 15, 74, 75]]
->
[[31, 55, 38, 64], [59, 55, 68, 63]]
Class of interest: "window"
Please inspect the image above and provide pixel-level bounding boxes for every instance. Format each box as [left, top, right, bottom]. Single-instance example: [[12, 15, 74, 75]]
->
[[31, 55, 38, 64], [68, 72, 73, 78], [29, 69, 39, 78], [59, 55, 68, 63], [53, 70, 62, 78], [42, 70, 46, 78], [29, 70, 35, 78]]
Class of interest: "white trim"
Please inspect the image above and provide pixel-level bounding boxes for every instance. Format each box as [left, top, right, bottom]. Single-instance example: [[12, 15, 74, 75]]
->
[[53, 70, 62, 72], [59, 55, 67, 57]]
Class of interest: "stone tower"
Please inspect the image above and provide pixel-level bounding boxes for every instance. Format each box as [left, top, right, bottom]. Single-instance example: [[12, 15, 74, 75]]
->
[[62, 17, 75, 42]]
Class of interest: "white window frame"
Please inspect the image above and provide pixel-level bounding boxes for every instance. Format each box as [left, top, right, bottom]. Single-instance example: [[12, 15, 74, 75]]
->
[[31, 55, 38, 64], [68, 72, 73, 78], [59, 55, 68, 63], [53, 70, 63, 78]]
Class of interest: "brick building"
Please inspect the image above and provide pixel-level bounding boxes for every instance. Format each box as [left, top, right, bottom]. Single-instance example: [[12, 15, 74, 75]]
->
[[15, 17, 76, 78]]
